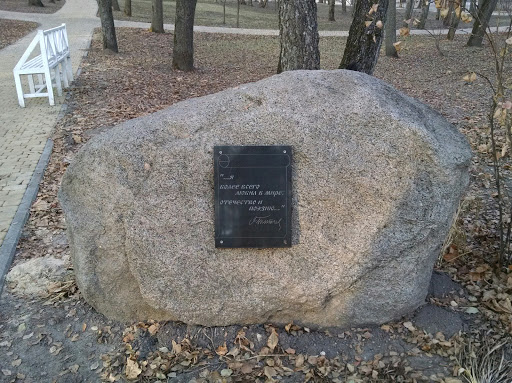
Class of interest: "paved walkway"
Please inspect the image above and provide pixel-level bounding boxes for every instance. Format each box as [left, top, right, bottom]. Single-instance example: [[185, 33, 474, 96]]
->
[[0, 0, 99, 245]]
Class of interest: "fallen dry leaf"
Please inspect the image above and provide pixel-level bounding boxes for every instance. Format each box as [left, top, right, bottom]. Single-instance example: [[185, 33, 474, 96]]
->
[[125, 358, 141, 380], [264, 366, 276, 380], [147, 323, 159, 336], [215, 342, 228, 356], [399, 27, 410, 37], [403, 321, 416, 332], [267, 328, 279, 351]]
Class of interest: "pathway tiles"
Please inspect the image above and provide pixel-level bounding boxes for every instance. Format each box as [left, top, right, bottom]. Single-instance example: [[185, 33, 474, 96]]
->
[[0, 1, 98, 245]]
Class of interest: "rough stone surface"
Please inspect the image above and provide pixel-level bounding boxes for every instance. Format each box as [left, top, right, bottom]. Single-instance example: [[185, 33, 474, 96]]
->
[[59, 70, 472, 327], [5, 254, 72, 297], [428, 271, 466, 299], [429, 271, 466, 298], [412, 304, 465, 337]]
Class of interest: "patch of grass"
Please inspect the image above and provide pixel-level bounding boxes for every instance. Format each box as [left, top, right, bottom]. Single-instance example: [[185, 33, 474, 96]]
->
[[113, 0, 361, 30], [113, 0, 510, 31]]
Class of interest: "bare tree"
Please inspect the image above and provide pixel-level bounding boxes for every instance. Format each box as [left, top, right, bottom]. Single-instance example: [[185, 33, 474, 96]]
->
[[237, 0, 241, 27], [443, 0, 454, 26], [277, 0, 320, 73], [447, 0, 462, 39], [328, 0, 336, 20], [352, 0, 358, 15], [340, 0, 389, 74], [112, 0, 120, 11], [417, 0, 431, 28], [173, 0, 198, 71], [469, 0, 476, 13], [124, 0, 132, 16], [151, 0, 164, 32], [403, 0, 414, 26], [467, 0, 499, 46], [385, 0, 398, 57], [98, 0, 119, 52], [342, 0, 347, 12]]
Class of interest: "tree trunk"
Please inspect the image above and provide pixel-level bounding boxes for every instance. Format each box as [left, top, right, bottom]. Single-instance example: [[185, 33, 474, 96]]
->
[[112, 0, 120, 11], [340, 0, 389, 74], [173, 0, 197, 71], [28, 0, 44, 6], [237, 0, 240, 27], [124, 0, 131, 16], [342, 0, 347, 12], [447, 0, 461, 39], [98, 0, 119, 52], [469, 0, 476, 14], [277, 0, 320, 73], [467, 0, 498, 46], [151, 0, 164, 32], [385, 0, 398, 57], [328, 0, 335, 20], [403, 0, 413, 27], [260, 0, 268, 7], [352, 0, 358, 15], [417, 0, 430, 28], [443, 0, 454, 26], [223, 0, 226, 23]]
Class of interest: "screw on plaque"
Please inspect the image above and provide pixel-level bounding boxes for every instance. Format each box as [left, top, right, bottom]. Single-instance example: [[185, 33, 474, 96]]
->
[[283, 150, 286, 153]]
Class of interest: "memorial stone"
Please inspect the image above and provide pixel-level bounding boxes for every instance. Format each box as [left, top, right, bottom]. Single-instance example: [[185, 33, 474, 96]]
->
[[59, 70, 472, 327]]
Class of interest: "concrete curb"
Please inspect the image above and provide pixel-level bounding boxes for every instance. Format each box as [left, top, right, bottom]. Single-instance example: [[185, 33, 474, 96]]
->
[[75, 29, 94, 78], [0, 138, 54, 297]]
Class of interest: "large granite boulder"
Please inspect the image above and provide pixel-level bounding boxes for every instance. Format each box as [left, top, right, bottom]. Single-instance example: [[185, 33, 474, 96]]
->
[[59, 70, 471, 327]]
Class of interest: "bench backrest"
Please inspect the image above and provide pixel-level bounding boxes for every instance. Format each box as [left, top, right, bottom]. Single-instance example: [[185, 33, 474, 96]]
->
[[41, 24, 69, 65], [13, 23, 69, 72]]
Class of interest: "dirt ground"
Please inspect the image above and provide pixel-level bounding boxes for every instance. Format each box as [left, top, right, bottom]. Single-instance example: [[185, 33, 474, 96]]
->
[[0, 0, 66, 14], [0, 19, 39, 49], [1, 29, 512, 382]]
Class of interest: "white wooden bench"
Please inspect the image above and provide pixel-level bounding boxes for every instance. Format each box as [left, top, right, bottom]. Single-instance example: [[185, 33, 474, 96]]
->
[[13, 24, 73, 108]]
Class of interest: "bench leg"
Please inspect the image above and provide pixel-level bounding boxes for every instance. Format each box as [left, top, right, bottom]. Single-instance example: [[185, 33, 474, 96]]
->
[[61, 62, 69, 89], [13, 72, 25, 108], [54, 66, 62, 97], [28, 75, 35, 94], [67, 56, 73, 82], [44, 69, 55, 106], [35, 74, 44, 92]]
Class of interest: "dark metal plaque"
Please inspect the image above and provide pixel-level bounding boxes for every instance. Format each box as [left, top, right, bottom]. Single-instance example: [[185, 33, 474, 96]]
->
[[214, 146, 292, 248]]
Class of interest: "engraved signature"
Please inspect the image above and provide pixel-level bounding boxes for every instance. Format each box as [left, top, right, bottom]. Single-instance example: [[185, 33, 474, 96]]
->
[[249, 215, 283, 231]]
